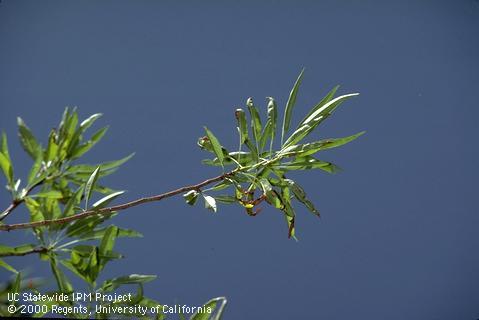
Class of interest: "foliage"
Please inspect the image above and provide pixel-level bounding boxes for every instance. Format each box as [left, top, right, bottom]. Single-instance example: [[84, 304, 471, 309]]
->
[[0, 71, 362, 318], [193, 70, 363, 239]]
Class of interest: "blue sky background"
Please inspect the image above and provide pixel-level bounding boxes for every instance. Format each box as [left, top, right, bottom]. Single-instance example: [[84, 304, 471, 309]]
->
[[1, 1, 479, 319]]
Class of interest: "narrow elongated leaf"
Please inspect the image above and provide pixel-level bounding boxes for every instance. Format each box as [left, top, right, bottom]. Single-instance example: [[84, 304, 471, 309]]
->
[[259, 178, 283, 209], [34, 190, 63, 199], [183, 190, 199, 205], [0, 151, 13, 185], [0, 244, 36, 257], [64, 110, 79, 141], [70, 126, 108, 159], [80, 113, 103, 130], [79, 227, 142, 241], [235, 108, 248, 144], [86, 246, 100, 283], [17, 117, 41, 159], [0, 258, 17, 273], [281, 131, 365, 157], [259, 121, 272, 152], [282, 68, 305, 145], [190, 297, 227, 320], [244, 138, 259, 162], [203, 195, 217, 213], [63, 186, 84, 216], [209, 180, 232, 191], [101, 274, 157, 292], [204, 127, 224, 167], [202, 151, 254, 167], [259, 97, 278, 151], [12, 272, 21, 294], [98, 153, 135, 170], [84, 166, 101, 209], [283, 93, 359, 147], [1, 131, 10, 161], [246, 97, 262, 144], [44, 129, 59, 162], [66, 213, 116, 238], [69, 176, 115, 194], [99, 225, 119, 258], [50, 255, 73, 293], [274, 156, 340, 174], [65, 153, 135, 179], [302, 93, 358, 125], [92, 191, 125, 209], [28, 154, 43, 185], [215, 195, 237, 204], [285, 179, 320, 217], [299, 85, 339, 126], [24, 197, 44, 222]]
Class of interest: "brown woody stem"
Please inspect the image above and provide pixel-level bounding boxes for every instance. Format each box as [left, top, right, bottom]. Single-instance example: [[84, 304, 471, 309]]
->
[[0, 170, 236, 232], [0, 178, 47, 222]]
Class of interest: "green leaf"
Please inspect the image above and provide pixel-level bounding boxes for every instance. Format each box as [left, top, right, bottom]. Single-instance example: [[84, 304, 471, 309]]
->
[[17, 117, 41, 159], [80, 113, 103, 131], [0, 132, 14, 186], [0, 151, 13, 185], [27, 154, 43, 185], [246, 97, 262, 146], [87, 246, 100, 284], [63, 186, 84, 216], [33, 190, 63, 199], [99, 225, 119, 259], [44, 129, 59, 162], [203, 151, 255, 167], [259, 97, 278, 151], [0, 259, 18, 273], [100, 274, 157, 292], [274, 156, 341, 174], [299, 85, 339, 126], [0, 244, 36, 257], [12, 272, 21, 294], [281, 132, 365, 157], [203, 195, 217, 213], [92, 191, 125, 209], [259, 178, 284, 209], [235, 108, 248, 144], [190, 297, 227, 320], [285, 214, 296, 240], [244, 138, 259, 162], [49, 255, 73, 293], [209, 180, 232, 192], [84, 166, 101, 209], [79, 227, 143, 241], [1, 131, 11, 162], [24, 197, 44, 222], [283, 93, 359, 148], [282, 68, 305, 145], [204, 127, 224, 167], [183, 190, 199, 206], [214, 195, 237, 204], [285, 179, 320, 217], [66, 153, 135, 176], [70, 126, 108, 159]]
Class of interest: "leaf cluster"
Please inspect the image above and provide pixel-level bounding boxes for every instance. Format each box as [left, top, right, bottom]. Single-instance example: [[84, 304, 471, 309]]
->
[[0, 109, 167, 318], [191, 70, 364, 239]]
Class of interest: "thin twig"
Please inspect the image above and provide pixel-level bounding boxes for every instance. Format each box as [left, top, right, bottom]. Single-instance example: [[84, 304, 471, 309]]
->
[[0, 170, 237, 232], [0, 179, 45, 222]]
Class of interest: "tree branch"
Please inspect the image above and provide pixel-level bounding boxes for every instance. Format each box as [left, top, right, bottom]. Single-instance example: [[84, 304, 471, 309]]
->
[[0, 179, 45, 222], [0, 170, 237, 232]]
